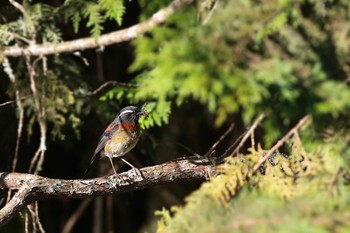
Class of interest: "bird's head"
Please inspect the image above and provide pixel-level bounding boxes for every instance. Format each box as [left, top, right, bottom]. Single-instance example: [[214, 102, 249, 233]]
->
[[116, 106, 148, 124]]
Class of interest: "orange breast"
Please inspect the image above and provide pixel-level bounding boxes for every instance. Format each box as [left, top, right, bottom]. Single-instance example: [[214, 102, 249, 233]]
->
[[110, 124, 139, 143], [104, 124, 141, 156], [119, 123, 137, 130]]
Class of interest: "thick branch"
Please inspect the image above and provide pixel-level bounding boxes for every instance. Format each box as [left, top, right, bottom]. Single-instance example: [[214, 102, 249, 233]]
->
[[0, 158, 213, 226], [4, 0, 193, 57]]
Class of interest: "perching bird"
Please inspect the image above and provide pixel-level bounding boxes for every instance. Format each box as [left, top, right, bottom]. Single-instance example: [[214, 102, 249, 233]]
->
[[86, 106, 148, 177]]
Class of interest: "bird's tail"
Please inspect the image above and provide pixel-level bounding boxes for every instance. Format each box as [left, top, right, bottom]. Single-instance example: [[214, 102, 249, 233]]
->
[[83, 154, 98, 177]]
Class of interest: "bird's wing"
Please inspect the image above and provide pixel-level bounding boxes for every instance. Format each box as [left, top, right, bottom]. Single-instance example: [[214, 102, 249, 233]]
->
[[84, 121, 119, 175], [94, 121, 120, 156]]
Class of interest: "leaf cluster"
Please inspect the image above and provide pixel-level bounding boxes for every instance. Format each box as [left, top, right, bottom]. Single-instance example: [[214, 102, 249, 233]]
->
[[0, 2, 62, 47], [0, 0, 126, 48], [0, 0, 129, 141], [61, 0, 125, 37], [5, 56, 88, 140]]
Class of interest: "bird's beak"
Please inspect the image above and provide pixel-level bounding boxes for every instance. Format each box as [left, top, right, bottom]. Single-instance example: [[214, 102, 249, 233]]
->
[[138, 109, 148, 118]]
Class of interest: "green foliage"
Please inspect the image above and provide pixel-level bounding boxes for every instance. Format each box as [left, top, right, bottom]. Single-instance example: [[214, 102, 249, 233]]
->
[[6, 56, 88, 140], [139, 101, 171, 129], [99, 0, 125, 25], [0, 0, 127, 45], [60, 0, 87, 33], [0, 0, 129, 140], [1, 0, 350, 232], [61, 0, 125, 37], [0, 2, 62, 46], [156, 130, 350, 233], [130, 0, 350, 144], [99, 87, 172, 129], [83, 2, 104, 38]]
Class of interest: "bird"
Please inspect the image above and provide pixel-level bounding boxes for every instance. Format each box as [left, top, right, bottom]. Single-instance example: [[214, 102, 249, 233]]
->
[[86, 106, 148, 177]]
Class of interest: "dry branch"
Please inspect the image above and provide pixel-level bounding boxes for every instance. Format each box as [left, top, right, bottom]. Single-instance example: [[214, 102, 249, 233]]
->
[[251, 115, 310, 173], [4, 0, 194, 57], [0, 158, 213, 226], [87, 81, 140, 96]]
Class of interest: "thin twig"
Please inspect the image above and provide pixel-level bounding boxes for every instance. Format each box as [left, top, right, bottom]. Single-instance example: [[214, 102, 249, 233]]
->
[[12, 94, 24, 172], [327, 168, 343, 197], [163, 137, 201, 158], [0, 95, 32, 107], [88, 81, 140, 96], [231, 113, 265, 156], [3, 58, 25, 204], [28, 147, 42, 174], [219, 113, 265, 159], [34, 202, 45, 233], [27, 204, 38, 233], [0, 30, 32, 44], [251, 115, 310, 174], [199, 0, 219, 25], [204, 123, 235, 157], [25, 56, 47, 174], [6, 87, 24, 204], [62, 199, 93, 233], [25, 211, 29, 233]]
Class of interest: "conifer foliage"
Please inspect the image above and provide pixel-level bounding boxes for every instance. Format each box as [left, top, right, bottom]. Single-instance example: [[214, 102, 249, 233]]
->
[[0, 0, 350, 232]]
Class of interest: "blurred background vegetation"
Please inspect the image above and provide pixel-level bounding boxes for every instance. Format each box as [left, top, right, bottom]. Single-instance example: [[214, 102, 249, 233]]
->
[[1, 0, 350, 232]]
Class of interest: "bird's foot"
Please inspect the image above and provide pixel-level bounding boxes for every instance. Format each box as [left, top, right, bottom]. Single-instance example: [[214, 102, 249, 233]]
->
[[107, 173, 126, 186], [127, 167, 143, 182]]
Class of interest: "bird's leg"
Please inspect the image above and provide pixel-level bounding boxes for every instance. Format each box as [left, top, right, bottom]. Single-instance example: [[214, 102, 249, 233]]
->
[[120, 158, 143, 180], [107, 155, 125, 185], [107, 156, 118, 176]]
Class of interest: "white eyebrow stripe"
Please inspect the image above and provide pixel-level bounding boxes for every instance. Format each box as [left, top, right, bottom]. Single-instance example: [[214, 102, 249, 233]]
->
[[119, 109, 134, 116]]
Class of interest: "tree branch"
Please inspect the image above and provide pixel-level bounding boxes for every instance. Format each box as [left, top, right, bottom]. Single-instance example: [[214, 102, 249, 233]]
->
[[87, 81, 140, 96], [4, 0, 193, 57], [0, 158, 213, 226], [230, 113, 265, 156], [8, 0, 25, 14], [0, 95, 32, 107]]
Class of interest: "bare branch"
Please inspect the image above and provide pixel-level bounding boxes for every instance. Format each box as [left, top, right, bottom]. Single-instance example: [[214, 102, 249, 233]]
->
[[2, 58, 26, 173], [231, 113, 265, 156], [25, 56, 47, 174], [251, 115, 310, 174], [0, 158, 212, 226], [88, 81, 140, 96], [4, 0, 194, 57], [2, 58, 25, 204], [62, 199, 93, 233], [8, 0, 25, 14], [327, 168, 344, 197], [216, 113, 265, 161], [12, 91, 24, 174], [0, 185, 31, 226], [0, 95, 31, 107], [204, 123, 235, 157]]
